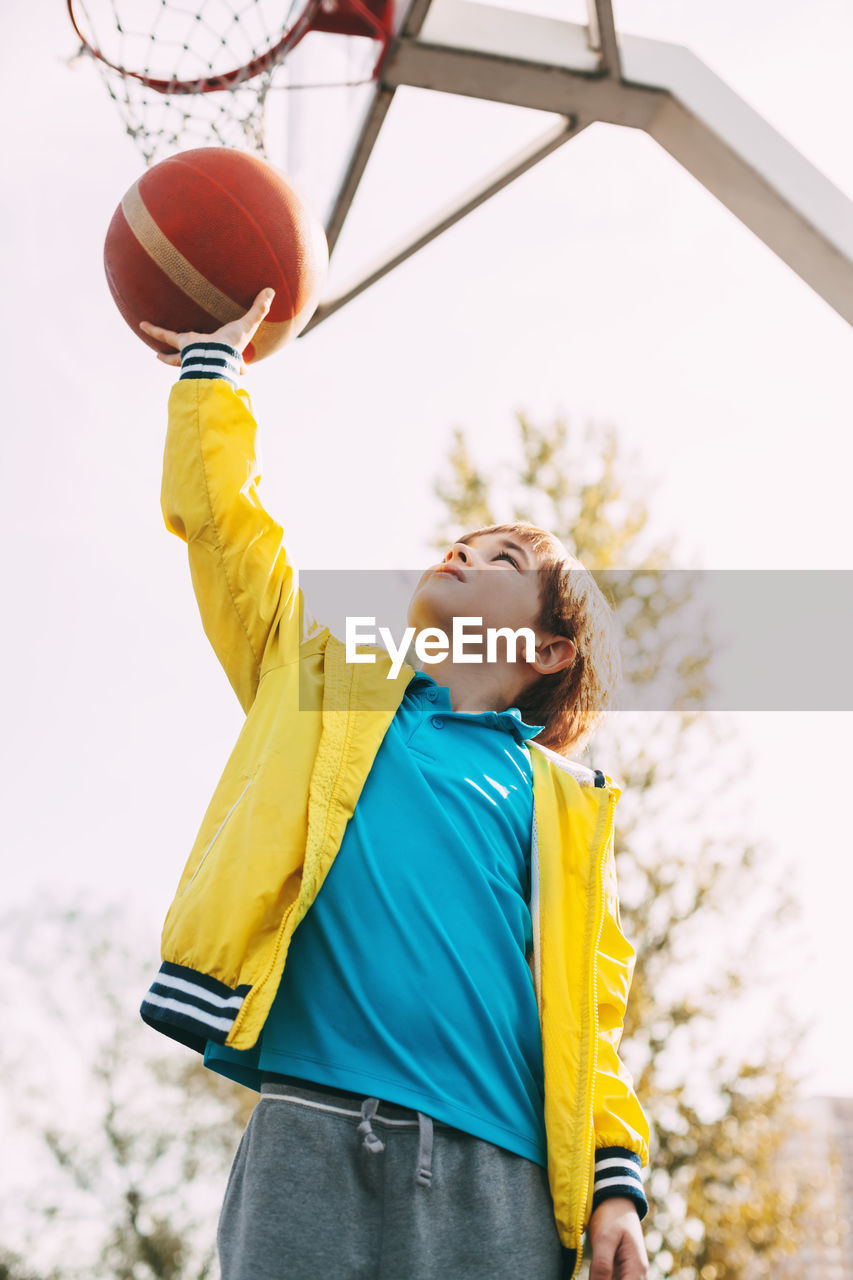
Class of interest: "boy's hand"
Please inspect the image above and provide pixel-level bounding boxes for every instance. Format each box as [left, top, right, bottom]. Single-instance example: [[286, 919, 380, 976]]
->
[[588, 1198, 649, 1280], [139, 287, 275, 370]]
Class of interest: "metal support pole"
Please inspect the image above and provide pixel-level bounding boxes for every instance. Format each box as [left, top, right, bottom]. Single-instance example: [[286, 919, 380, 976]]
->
[[306, 116, 585, 331], [586, 0, 621, 78], [303, 0, 853, 331]]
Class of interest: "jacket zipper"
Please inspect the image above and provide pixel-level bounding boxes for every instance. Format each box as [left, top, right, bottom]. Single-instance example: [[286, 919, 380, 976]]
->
[[182, 775, 254, 896], [574, 786, 618, 1258], [529, 806, 542, 1008]]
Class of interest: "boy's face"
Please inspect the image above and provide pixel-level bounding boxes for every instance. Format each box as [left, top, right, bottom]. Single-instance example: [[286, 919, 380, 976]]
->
[[407, 531, 549, 648]]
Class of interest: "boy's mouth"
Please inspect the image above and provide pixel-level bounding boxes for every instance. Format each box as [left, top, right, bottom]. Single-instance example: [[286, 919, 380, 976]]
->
[[433, 564, 466, 583]]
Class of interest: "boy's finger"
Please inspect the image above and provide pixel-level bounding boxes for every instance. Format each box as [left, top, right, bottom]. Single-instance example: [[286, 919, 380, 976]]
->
[[140, 320, 180, 348], [245, 287, 275, 325], [589, 1237, 617, 1280], [156, 352, 181, 367], [241, 288, 275, 343], [251, 287, 275, 313]]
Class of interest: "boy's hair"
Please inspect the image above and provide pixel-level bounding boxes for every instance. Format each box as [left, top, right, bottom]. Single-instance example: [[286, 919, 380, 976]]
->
[[457, 522, 622, 758]]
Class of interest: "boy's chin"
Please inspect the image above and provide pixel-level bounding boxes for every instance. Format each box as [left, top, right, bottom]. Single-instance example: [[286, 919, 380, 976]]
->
[[407, 581, 459, 632], [407, 611, 452, 635]]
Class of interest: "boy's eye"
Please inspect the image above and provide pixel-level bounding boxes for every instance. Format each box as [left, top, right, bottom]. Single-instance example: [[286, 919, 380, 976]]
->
[[494, 550, 519, 567]]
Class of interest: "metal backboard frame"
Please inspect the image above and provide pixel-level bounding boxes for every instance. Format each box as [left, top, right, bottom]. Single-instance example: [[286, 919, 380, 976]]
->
[[302, 0, 853, 333]]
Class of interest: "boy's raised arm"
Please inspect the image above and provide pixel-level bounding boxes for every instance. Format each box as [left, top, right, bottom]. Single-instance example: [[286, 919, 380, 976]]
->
[[142, 290, 316, 713]]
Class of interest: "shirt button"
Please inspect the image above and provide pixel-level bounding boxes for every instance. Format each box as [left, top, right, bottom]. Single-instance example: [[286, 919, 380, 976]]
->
[[431, 716, 444, 729], [426, 689, 438, 702]]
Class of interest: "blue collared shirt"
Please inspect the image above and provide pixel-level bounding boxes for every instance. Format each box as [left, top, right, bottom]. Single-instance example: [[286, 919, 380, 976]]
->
[[204, 669, 549, 1165]]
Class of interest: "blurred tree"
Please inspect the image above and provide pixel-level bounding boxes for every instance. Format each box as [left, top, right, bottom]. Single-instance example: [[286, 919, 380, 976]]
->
[[0, 1249, 55, 1280], [433, 412, 823, 1280], [0, 903, 253, 1280]]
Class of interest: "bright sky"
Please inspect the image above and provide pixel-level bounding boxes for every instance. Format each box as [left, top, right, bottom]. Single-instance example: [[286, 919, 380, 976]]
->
[[2, 0, 851, 1095]]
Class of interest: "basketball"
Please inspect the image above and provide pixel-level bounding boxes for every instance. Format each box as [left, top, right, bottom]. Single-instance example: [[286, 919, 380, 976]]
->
[[104, 148, 328, 362]]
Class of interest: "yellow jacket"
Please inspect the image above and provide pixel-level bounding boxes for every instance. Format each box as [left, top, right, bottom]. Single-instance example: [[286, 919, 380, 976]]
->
[[140, 378, 650, 1274]]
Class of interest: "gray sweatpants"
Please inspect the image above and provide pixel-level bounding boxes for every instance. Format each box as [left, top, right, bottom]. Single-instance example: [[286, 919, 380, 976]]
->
[[217, 1075, 573, 1279]]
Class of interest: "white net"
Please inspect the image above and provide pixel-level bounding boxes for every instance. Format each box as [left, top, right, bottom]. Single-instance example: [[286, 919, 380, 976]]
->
[[68, 0, 383, 165]]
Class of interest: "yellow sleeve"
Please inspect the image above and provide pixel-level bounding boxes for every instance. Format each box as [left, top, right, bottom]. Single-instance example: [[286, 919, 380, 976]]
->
[[592, 837, 651, 1165], [161, 377, 320, 712]]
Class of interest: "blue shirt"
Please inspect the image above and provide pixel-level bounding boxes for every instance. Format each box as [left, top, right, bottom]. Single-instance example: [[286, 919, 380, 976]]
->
[[204, 669, 549, 1165]]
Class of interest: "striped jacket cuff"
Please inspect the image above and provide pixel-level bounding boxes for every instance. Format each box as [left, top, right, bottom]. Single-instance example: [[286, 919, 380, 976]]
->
[[179, 341, 241, 387], [140, 961, 250, 1046], [592, 1146, 649, 1221]]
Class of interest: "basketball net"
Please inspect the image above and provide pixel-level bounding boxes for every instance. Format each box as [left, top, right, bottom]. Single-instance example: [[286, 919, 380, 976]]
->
[[67, 0, 393, 166]]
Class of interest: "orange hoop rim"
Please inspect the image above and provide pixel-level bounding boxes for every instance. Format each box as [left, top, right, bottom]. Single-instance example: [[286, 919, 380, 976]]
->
[[66, 0, 328, 94]]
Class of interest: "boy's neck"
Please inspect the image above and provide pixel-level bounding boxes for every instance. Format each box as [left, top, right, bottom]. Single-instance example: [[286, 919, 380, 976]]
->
[[412, 657, 528, 714]]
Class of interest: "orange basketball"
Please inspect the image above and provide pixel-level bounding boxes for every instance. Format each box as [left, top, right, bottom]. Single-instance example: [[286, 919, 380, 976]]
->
[[104, 148, 328, 362]]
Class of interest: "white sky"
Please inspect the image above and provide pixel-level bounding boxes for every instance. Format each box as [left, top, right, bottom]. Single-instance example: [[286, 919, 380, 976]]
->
[[2, 1, 851, 1095]]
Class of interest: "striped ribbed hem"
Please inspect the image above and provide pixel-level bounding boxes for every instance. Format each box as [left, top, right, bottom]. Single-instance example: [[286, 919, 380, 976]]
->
[[592, 1146, 649, 1221], [140, 961, 251, 1049], [179, 341, 241, 387]]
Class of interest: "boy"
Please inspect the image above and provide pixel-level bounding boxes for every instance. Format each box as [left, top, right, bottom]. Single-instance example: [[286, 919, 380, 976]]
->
[[139, 290, 651, 1280]]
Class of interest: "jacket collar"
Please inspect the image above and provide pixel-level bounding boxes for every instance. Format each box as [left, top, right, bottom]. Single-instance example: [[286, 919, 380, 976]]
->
[[529, 740, 601, 787], [328, 640, 607, 789]]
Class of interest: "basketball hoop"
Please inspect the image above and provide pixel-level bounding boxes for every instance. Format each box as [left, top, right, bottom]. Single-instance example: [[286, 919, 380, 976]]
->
[[66, 0, 394, 164]]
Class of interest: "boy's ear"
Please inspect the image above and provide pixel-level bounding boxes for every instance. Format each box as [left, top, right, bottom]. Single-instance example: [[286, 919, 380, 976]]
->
[[530, 634, 576, 677]]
